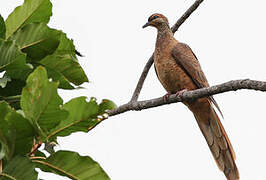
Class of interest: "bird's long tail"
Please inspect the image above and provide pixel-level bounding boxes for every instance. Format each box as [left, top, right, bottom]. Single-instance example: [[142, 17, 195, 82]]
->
[[186, 98, 239, 180]]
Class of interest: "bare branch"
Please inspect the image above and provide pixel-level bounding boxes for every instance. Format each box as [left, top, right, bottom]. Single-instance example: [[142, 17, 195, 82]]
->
[[110, 79, 266, 116], [130, 0, 205, 102], [171, 0, 204, 33], [130, 54, 154, 101]]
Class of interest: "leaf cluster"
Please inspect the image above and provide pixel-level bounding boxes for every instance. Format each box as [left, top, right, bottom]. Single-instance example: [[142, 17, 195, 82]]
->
[[0, 0, 116, 179]]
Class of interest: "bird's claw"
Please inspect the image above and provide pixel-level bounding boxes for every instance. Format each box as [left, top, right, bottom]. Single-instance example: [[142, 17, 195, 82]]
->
[[163, 89, 188, 102], [175, 89, 188, 99], [163, 93, 171, 102]]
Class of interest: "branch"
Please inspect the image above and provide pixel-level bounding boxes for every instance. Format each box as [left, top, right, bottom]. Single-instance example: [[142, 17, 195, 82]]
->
[[130, 0, 205, 101], [110, 79, 266, 116], [28, 140, 42, 156], [130, 54, 154, 101], [171, 0, 204, 33]]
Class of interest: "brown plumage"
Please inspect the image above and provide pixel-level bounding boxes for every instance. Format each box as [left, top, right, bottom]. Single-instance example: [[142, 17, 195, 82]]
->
[[143, 13, 239, 180]]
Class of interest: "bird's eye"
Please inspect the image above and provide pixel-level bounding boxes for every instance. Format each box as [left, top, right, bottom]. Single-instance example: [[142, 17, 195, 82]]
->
[[148, 15, 159, 22]]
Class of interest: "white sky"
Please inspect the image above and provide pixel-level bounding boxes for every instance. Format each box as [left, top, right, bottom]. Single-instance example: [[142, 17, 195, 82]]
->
[[2, 0, 266, 179]]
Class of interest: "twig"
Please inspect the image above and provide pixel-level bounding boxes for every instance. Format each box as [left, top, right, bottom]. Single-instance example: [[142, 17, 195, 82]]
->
[[130, 0, 205, 101], [130, 54, 154, 101], [0, 95, 21, 103], [110, 79, 266, 116], [29, 156, 46, 160], [28, 140, 42, 156], [171, 0, 204, 33], [0, 173, 16, 180]]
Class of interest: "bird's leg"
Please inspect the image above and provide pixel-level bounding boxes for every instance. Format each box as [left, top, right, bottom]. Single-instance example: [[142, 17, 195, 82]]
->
[[163, 89, 188, 102], [175, 88, 188, 99], [163, 92, 172, 103]]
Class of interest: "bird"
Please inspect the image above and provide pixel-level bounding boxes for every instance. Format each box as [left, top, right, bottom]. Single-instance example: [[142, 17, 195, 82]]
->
[[143, 13, 239, 180]]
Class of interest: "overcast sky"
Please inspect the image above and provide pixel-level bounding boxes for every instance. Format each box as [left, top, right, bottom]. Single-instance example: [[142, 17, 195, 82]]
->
[[2, 0, 266, 179]]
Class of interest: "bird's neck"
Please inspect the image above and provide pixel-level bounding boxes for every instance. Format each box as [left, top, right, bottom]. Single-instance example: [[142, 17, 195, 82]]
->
[[155, 25, 174, 50]]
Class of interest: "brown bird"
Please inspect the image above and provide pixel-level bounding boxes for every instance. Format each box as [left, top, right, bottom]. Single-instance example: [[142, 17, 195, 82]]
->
[[143, 13, 239, 180]]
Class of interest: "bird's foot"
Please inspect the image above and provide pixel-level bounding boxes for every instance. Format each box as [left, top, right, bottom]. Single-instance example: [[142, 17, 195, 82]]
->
[[175, 89, 188, 99], [163, 93, 172, 103]]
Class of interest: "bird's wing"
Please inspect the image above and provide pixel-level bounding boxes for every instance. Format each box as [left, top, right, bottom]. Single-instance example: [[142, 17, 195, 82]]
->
[[172, 43, 209, 88], [172, 43, 223, 117]]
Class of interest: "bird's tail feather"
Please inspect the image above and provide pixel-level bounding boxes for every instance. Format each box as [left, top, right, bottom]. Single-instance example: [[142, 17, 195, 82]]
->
[[187, 98, 239, 180]]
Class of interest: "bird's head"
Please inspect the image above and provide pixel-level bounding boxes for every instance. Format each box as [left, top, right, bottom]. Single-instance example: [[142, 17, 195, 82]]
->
[[142, 13, 169, 29]]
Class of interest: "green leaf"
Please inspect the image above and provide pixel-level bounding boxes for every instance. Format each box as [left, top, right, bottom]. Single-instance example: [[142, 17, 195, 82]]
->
[[9, 23, 60, 61], [0, 102, 15, 160], [0, 14, 5, 39], [5, 0, 52, 39], [0, 102, 35, 159], [21, 66, 68, 139], [6, 111, 35, 156], [47, 97, 99, 139], [45, 66, 74, 89], [1, 155, 38, 180], [40, 32, 88, 87], [5, 67, 33, 82], [0, 40, 28, 72], [99, 99, 117, 114], [35, 150, 110, 180]]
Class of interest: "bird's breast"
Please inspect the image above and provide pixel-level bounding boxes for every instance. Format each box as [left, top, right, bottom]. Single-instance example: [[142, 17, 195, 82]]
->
[[154, 50, 196, 93]]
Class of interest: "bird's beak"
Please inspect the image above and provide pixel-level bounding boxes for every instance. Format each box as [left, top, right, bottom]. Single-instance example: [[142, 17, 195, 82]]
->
[[142, 22, 151, 28]]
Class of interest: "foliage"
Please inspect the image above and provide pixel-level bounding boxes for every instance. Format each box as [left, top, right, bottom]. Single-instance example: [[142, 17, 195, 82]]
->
[[35, 150, 110, 180], [0, 0, 116, 179]]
